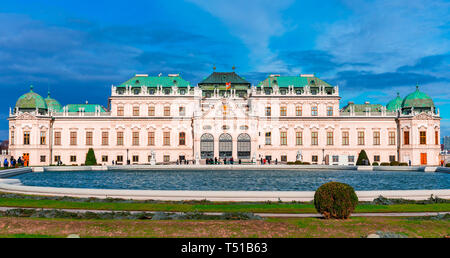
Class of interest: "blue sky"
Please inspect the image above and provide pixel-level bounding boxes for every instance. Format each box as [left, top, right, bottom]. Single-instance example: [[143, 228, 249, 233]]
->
[[0, 0, 449, 139]]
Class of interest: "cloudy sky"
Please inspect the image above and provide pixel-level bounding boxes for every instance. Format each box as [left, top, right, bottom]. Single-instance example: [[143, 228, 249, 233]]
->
[[0, 0, 449, 139]]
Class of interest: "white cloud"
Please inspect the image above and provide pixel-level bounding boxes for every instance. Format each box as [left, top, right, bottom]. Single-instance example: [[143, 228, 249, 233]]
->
[[317, 0, 450, 73], [187, 0, 294, 72]]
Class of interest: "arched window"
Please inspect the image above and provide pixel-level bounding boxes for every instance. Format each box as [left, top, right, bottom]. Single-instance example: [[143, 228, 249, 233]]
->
[[237, 133, 251, 159], [219, 133, 232, 158], [200, 133, 214, 159]]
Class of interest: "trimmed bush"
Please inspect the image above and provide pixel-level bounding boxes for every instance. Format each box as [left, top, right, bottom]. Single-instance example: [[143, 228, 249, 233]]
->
[[399, 162, 408, 166], [313, 182, 358, 219], [372, 162, 379, 166], [301, 162, 310, 165], [380, 162, 390, 166], [390, 161, 400, 166], [85, 148, 97, 166], [356, 150, 370, 165], [446, 163, 450, 167]]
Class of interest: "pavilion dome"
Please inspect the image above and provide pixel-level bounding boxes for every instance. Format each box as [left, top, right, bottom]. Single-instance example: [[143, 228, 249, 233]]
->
[[15, 85, 48, 111], [386, 92, 403, 111], [402, 85, 434, 109], [45, 91, 62, 112]]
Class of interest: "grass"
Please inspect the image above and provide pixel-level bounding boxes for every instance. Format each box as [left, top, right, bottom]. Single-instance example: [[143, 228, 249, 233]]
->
[[0, 216, 448, 238], [0, 196, 449, 214]]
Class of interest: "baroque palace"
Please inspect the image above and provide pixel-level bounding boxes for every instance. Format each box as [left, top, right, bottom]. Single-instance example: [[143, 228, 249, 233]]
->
[[8, 70, 441, 166]]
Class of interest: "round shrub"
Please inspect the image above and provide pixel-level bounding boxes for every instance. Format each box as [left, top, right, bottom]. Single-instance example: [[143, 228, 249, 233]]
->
[[380, 162, 390, 166], [372, 162, 379, 166], [314, 182, 358, 219], [390, 161, 400, 166], [446, 163, 450, 167], [399, 162, 408, 166]]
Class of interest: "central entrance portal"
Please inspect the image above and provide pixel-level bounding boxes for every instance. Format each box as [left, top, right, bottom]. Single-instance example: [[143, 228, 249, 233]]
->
[[200, 133, 214, 159], [219, 133, 232, 158], [237, 133, 251, 159]]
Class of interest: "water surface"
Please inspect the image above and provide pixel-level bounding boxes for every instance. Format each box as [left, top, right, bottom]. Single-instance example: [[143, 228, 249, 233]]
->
[[12, 169, 450, 191]]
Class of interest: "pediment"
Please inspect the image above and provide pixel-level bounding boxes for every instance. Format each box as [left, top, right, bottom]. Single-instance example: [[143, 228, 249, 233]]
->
[[413, 112, 434, 121], [15, 112, 37, 120]]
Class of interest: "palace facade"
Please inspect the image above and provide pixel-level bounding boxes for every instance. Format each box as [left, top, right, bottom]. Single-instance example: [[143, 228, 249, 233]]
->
[[8, 71, 441, 166]]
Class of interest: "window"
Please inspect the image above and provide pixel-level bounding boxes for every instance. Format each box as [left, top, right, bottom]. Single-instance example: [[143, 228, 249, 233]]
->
[[163, 155, 170, 162], [148, 132, 155, 146], [404, 131, 410, 145], [54, 132, 61, 145], [54, 155, 61, 162], [132, 132, 139, 146], [102, 156, 108, 162], [348, 156, 355, 163], [342, 131, 349, 146], [265, 132, 271, 145], [358, 131, 365, 145], [332, 156, 339, 163], [10, 131, 14, 145], [164, 106, 170, 116], [163, 132, 170, 146], [280, 131, 287, 146], [70, 156, 77, 162], [327, 106, 333, 116], [102, 132, 109, 146], [265, 106, 271, 117], [389, 155, 396, 162], [132, 155, 139, 163], [40, 131, 46, 145], [281, 155, 287, 162], [40, 155, 46, 162], [327, 132, 334, 145], [374, 155, 380, 162], [420, 131, 427, 145], [86, 131, 93, 145], [117, 106, 124, 116], [435, 131, 439, 145], [117, 132, 124, 146], [179, 106, 185, 116], [280, 106, 287, 117], [116, 155, 123, 162], [296, 106, 302, 116], [133, 106, 140, 116], [70, 132, 77, 146], [311, 132, 318, 146], [23, 131, 30, 145], [373, 131, 380, 145], [296, 132, 303, 145], [312, 155, 318, 163], [179, 132, 186, 145], [389, 132, 396, 145], [148, 106, 155, 116], [311, 106, 318, 116]]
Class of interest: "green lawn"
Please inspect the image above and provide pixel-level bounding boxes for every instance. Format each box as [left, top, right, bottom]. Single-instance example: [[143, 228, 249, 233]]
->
[[0, 196, 449, 214], [0, 216, 448, 238]]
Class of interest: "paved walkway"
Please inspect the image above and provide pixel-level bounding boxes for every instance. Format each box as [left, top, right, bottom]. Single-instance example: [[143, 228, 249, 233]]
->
[[0, 206, 448, 218]]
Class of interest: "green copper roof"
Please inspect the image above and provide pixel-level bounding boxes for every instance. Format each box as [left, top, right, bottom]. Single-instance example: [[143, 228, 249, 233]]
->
[[199, 72, 250, 86], [15, 85, 48, 110], [62, 104, 107, 113], [257, 75, 333, 88], [386, 92, 403, 111], [402, 85, 434, 108], [117, 75, 190, 88], [342, 103, 384, 113], [45, 91, 62, 112]]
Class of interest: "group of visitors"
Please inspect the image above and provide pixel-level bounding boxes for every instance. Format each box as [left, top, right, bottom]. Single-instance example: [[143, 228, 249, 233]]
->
[[259, 158, 278, 165], [3, 156, 23, 168], [206, 157, 242, 165]]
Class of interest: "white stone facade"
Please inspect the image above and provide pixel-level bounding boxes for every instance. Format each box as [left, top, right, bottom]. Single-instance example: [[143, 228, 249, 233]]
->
[[8, 75, 441, 166]]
